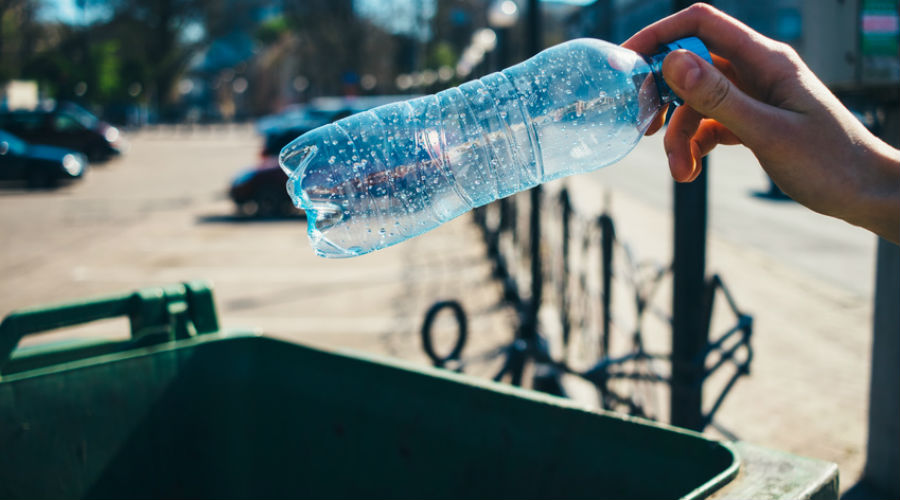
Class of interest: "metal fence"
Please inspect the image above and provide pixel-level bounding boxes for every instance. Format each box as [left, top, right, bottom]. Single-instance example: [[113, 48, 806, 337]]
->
[[421, 186, 754, 431]]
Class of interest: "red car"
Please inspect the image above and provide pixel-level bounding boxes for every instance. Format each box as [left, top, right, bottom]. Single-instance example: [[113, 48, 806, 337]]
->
[[229, 156, 302, 218], [229, 96, 419, 218]]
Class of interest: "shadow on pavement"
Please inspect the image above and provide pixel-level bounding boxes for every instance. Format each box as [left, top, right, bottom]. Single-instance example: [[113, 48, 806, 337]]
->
[[750, 189, 795, 202], [195, 213, 306, 224], [0, 181, 79, 194], [841, 479, 894, 500]]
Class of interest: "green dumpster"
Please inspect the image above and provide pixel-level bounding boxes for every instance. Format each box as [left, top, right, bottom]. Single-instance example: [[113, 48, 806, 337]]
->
[[0, 282, 738, 499]]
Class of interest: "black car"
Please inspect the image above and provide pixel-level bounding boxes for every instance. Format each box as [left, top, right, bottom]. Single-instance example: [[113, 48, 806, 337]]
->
[[0, 129, 88, 188], [0, 102, 123, 162]]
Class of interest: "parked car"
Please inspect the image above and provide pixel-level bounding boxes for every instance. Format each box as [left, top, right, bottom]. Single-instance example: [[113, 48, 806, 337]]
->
[[228, 114, 333, 218], [228, 96, 417, 218], [0, 102, 123, 162], [229, 156, 302, 218], [0, 129, 88, 188]]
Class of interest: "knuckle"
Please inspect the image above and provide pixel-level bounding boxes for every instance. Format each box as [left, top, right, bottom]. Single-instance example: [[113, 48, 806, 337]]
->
[[686, 2, 716, 17], [701, 74, 731, 112], [783, 45, 801, 63], [767, 40, 801, 65]]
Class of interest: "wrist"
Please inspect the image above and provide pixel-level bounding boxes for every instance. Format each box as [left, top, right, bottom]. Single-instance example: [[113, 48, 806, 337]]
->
[[851, 142, 900, 244]]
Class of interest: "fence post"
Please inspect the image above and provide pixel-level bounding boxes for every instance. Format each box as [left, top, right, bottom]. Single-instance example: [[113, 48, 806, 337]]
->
[[859, 94, 900, 499], [526, 0, 543, 336], [599, 213, 615, 405], [668, 0, 711, 433], [560, 190, 572, 345], [670, 160, 709, 431]]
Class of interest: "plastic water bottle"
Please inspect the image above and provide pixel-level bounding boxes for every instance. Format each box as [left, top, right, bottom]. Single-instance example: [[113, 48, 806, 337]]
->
[[281, 37, 711, 258]]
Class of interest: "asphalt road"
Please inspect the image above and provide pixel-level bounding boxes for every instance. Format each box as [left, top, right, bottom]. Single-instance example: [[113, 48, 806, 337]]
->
[[0, 123, 511, 365], [0, 126, 260, 312]]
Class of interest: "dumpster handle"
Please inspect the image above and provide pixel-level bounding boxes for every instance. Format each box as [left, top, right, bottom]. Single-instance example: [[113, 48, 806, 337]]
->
[[0, 281, 219, 371]]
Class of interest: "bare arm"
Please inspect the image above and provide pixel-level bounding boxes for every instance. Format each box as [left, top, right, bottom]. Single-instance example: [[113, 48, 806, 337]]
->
[[623, 3, 900, 243]]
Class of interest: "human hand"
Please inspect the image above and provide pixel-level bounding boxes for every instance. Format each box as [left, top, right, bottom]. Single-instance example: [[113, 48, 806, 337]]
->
[[623, 3, 900, 243]]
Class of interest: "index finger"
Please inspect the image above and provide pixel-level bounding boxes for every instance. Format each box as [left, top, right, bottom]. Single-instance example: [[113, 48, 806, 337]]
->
[[621, 3, 766, 67]]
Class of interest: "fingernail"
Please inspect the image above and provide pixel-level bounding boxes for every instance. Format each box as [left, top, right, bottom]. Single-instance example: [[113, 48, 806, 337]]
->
[[667, 51, 702, 91]]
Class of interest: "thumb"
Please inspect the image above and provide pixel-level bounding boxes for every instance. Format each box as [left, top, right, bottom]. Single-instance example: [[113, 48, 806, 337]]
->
[[662, 50, 776, 144]]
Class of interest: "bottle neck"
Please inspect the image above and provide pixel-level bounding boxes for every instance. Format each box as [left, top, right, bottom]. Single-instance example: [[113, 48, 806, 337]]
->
[[647, 51, 681, 106]]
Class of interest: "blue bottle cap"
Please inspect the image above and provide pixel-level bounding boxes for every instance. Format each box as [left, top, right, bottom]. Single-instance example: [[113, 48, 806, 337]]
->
[[663, 37, 712, 65]]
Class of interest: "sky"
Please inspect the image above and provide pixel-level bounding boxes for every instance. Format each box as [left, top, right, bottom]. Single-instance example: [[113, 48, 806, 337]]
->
[[38, 0, 110, 25], [39, 0, 80, 23]]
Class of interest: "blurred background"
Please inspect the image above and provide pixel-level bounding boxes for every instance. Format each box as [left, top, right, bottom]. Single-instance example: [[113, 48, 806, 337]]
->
[[1, 0, 898, 498], [2, 0, 897, 124]]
